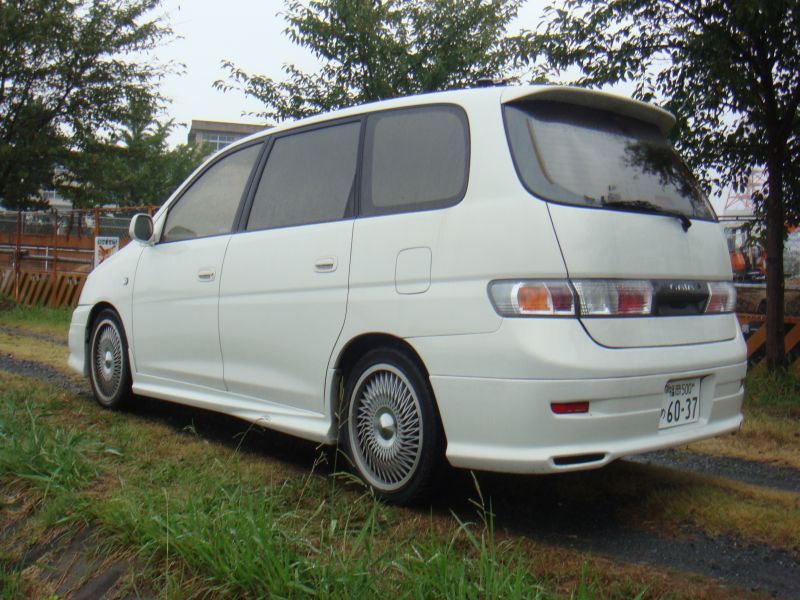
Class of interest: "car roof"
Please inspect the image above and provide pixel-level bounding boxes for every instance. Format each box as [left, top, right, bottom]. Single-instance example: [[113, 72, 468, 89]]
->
[[226, 84, 676, 152]]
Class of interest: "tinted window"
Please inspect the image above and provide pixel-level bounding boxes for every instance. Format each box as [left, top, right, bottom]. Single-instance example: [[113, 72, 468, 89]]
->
[[504, 101, 715, 220], [162, 144, 262, 243], [361, 105, 469, 215], [246, 122, 360, 231]]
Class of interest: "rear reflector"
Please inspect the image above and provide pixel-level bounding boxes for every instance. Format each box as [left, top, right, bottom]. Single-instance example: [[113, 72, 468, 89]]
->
[[551, 401, 590, 414]]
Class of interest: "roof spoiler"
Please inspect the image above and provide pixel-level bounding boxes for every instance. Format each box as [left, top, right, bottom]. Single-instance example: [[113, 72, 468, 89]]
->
[[501, 86, 676, 135]]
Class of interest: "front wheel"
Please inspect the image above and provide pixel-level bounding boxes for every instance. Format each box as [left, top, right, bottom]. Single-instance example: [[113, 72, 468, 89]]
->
[[88, 309, 132, 409], [342, 348, 443, 504]]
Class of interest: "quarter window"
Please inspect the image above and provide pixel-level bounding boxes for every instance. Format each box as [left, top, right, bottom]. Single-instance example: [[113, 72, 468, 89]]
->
[[162, 144, 262, 243], [361, 105, 469, 216], [246, 122, 360, 231]]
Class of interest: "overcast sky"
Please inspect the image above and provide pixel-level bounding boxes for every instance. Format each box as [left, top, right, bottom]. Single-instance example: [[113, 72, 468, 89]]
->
[[149, 0, 550, 146]]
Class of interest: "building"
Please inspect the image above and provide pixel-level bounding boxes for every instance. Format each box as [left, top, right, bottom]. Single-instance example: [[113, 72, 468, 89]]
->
[[188, 120, 268, 153]]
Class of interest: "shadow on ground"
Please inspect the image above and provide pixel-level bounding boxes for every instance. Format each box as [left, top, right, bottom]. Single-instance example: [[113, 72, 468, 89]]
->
[[121, 391, 800, 600]]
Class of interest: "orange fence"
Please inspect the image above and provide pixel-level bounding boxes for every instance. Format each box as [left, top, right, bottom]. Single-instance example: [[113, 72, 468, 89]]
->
[[0, 270, 87, 308], [0, 207, 156, 274], [738, 313, 800, 367], [0, 207, 156, 308]]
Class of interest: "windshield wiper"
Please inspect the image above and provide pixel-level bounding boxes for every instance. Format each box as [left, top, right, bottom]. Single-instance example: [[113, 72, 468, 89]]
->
[[600, 199, 692, 232]]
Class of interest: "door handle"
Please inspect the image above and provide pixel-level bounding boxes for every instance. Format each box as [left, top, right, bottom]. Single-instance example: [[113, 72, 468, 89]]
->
[[314, 257, 337, 273], [197, 268, 216, 282]]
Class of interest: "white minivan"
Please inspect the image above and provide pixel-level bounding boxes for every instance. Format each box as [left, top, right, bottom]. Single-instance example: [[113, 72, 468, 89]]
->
[[68, 86, 747, 503]]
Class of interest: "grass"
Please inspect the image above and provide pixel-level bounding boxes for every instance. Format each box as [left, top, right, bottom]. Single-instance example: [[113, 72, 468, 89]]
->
[[0, 373, 606, 599], [0, 299, 71, 339], [0, 561, 25, 600], [0, 303, 798, 597], [688, 368, 800, 468], [0, 370, 787, 598]]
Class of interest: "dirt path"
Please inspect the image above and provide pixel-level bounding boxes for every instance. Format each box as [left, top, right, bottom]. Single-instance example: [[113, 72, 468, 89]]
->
[[0, 325, 68, 347], [1, 348, 799, 598], [629, 448, 800, 493]]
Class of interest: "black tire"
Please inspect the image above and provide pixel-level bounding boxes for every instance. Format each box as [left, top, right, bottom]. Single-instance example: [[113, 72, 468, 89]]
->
[[341, 347, 443, 504], [88, 309, 132, 409]]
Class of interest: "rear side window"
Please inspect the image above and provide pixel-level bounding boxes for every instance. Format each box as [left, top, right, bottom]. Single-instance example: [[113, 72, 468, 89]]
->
[[504, 101, 715, 220], [246, 121, 360, 231], [361, 105, 469, 216], [162, 143, 262, 243]]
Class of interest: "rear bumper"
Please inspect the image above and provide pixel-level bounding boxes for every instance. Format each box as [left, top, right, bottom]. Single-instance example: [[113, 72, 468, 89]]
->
[[430, 366, 744, 473], [410, 318, 747, 474]]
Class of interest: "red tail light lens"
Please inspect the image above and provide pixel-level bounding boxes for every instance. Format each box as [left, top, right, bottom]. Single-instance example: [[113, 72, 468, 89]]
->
[[571, 280, 654, 316], [488, 281, 575, 316]]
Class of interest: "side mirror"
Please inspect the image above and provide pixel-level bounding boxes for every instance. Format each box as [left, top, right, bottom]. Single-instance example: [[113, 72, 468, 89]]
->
[[129, 213, 154, 244]]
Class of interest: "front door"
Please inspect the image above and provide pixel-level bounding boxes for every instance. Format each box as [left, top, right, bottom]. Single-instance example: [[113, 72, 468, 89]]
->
[[131, 142, 263, 390]]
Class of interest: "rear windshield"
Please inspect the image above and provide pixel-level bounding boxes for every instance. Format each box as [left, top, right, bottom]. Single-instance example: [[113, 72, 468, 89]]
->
[[504, 101, 715, 220]]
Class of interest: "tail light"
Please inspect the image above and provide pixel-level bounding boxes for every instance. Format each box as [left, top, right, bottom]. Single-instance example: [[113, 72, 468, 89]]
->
[[489, 279, 734, 317], [705, 281, 736, 313], [488, 281, 575, 316], [571, 280, 653, 316]]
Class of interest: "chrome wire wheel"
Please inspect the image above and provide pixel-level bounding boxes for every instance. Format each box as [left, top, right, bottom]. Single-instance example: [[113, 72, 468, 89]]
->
[[90, 317, 125, 405], [348, 364, 424, 492]]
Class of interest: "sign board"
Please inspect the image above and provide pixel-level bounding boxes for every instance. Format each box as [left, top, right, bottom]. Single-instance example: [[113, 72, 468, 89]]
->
[[94, 236, 120, 268]]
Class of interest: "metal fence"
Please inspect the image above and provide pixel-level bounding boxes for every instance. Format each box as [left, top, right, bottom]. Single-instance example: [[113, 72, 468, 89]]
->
[[0, 207, 156, 306]]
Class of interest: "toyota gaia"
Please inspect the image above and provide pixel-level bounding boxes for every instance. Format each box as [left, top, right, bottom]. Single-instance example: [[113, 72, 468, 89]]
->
[[68, 86, 747, 503]]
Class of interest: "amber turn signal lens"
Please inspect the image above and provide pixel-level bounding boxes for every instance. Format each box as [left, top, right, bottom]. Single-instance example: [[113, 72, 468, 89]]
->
[[517, 285, 551, 313]]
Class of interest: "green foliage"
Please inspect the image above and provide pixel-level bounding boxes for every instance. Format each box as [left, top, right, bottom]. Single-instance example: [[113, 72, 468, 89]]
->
[[0, 301, 72, 332], [0, 558, 26, 600], [0, 393, 98, 498], [215, 0, 534, 121], [534, 0, 800, 368], [57, 96, 207, 207], [0, 0, 171, 210]]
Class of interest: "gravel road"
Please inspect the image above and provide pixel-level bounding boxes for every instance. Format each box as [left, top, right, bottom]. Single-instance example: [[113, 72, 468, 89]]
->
[[630, 448, 800, 493], [1, 350, 798, 598]]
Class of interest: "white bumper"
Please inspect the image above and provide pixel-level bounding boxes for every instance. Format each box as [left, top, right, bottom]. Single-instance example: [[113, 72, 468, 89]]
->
[[410, 318, 747, 474]]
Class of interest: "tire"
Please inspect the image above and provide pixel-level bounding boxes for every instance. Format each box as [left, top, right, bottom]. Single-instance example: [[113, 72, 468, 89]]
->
[[341, 347, 443, 504], [88, 309, 132, 409]]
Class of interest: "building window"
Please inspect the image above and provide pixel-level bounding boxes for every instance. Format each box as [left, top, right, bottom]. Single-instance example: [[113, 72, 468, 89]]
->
[[201, 133, 241, 152]]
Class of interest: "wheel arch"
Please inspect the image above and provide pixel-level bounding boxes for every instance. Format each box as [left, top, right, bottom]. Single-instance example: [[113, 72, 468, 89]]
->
[[84, 302, 126, 367], [330, 332, 444, 434]]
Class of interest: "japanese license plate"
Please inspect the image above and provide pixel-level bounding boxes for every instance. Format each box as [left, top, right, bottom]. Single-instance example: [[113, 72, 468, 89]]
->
[[659, 378, 701, 429]]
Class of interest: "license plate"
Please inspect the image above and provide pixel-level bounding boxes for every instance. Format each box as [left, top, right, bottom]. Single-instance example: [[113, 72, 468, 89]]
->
[[660, 378, 701, 429]]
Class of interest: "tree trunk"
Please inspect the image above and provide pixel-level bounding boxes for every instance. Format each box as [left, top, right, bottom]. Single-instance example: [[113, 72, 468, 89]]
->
[[764, 159, 787, 369]]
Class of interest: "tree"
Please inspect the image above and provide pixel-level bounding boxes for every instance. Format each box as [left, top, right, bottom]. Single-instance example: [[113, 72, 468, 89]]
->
[[215, 0, 533, 121], [533, 0, 800, 369], [0, 0, 171, 210], [57, 96, 207, 207]]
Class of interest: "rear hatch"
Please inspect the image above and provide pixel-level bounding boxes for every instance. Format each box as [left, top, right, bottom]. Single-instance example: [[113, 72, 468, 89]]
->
[[502, 87, 737, 348]]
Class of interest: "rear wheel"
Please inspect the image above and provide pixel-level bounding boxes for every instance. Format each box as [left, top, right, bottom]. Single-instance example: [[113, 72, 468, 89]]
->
[[88, 309, 132, 409], [342, 348, 442, 504]]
